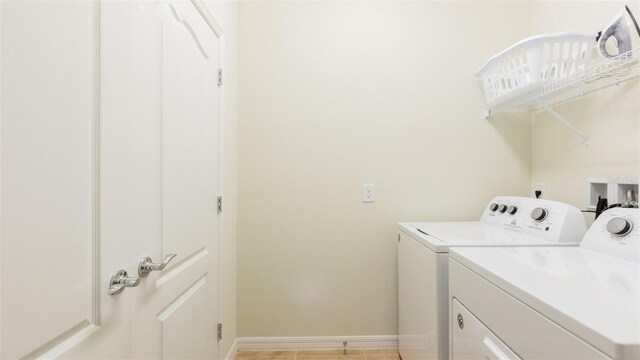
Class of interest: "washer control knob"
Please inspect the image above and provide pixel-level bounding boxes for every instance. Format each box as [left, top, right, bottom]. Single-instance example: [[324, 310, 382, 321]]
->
[[531, 207, 548, 221], [497, 204, 508, 213], [489, 203, 499, 212], [507, 205, 518, 215], [606, 217, 633, 236]]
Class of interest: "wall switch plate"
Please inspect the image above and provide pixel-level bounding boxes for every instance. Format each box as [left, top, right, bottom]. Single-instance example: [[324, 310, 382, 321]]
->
[[362, 184, 375, 202], [534, 183, 545, 199]]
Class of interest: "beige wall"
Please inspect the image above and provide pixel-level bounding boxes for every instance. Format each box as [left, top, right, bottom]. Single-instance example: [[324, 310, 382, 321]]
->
[[237, 1, 532, 337], [531, 1, 640, 226], [205, 0, 238, 356]]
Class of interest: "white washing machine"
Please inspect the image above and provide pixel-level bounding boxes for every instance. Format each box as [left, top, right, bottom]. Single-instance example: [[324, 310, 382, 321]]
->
[[449, 207, 639, 359], [398, 196, 587, 360]]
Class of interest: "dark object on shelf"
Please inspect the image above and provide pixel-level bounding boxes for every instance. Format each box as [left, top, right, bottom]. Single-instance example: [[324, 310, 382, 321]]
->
[[595, 196, 608, 219]]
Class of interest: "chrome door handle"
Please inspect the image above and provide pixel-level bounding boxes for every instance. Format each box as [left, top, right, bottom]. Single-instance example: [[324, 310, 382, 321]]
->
[[138, 254, 177, 277], [108, 270, 141, 296]]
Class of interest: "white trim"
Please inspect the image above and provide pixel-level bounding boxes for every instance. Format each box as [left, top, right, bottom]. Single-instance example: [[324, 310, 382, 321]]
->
[[91, 0, 101, 327], [225, 338, 239, 360], [236, 336, 398, 351], [191, 0, 223, 36], [35, 324, 100, 359]]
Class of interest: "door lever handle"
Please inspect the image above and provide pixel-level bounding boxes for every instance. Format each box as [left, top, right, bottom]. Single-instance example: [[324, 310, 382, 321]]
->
[[138, 254, 177, 277], [108, 270, 140, 296]]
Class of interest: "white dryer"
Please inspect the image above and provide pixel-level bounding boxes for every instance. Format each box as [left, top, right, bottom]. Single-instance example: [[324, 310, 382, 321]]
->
[[398, 196, 587, 360], [449, 207, 639, 359]]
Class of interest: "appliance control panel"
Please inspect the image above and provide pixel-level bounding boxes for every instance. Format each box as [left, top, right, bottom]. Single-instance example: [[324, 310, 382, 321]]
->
[[581, 208, 639, 263], [480, 196, 586, 244]]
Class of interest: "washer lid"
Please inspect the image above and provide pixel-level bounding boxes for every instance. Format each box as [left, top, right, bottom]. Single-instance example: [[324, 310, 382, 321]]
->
[[398, 222, 567, 253], [450, 246, 640, 359]]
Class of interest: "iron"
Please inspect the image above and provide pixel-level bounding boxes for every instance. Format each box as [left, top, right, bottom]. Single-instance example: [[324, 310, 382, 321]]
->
[[597, 6, 640, 59]]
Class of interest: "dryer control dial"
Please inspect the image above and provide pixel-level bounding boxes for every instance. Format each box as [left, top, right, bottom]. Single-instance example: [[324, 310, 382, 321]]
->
[[606, 217, 633, 236], [531, 207, 548, 221], [489, 203, 499, 212], [498, 204, 508, 213], [507, 205, 518, 215]]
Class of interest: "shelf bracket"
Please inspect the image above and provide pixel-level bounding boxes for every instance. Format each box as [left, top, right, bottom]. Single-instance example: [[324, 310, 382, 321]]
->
[[482, 108, 492, 120], [538, 103, 590, 147]]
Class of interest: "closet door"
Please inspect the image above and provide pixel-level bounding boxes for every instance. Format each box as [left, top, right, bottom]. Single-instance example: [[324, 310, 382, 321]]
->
[[0, 1, 132, 358], [98, 1, 222, 359]]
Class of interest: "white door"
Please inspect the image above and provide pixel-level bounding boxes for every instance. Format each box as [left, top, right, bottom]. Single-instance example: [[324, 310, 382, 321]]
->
[[0, 1, 223, 359], [99, 1, 222, 358], [111, 1, 222, 358], [0, 1, 130, 358]]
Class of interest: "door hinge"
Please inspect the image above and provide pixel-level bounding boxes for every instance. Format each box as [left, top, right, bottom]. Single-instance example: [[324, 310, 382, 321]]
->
[[217, 196, 222, 214], [217, 323, 223, 341], [218, 68, 222, 87]]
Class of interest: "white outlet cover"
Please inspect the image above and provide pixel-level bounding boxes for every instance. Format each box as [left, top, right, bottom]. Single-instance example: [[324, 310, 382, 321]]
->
[[362, 184, 375, 202]]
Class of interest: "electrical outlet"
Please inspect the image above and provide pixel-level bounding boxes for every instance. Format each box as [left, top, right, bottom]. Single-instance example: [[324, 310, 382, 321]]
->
[[534, 183, 545, 199], [362, 184, 375, 202]]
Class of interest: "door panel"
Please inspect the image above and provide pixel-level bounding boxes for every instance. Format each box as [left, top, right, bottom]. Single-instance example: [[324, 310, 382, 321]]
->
[[0, 1, 103, 358], [162, 4, 218, 267], [159, 276, 209, 360]]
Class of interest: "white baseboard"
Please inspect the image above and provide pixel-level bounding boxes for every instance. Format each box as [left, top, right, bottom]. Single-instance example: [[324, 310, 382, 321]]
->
[[225, 338, 239, 360], [236, 335, 398, 351]]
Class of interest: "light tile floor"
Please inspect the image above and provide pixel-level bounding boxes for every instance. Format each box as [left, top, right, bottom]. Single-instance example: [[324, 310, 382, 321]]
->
[[235, 349, 400, 360]]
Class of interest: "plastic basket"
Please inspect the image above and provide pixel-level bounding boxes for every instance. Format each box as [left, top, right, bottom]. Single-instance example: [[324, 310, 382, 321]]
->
[[476, 33, 596, 108]]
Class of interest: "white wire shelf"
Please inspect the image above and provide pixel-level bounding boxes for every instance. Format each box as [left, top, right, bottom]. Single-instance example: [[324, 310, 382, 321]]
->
[[485, 48, 640, 115], [483, 48, 640, 146]]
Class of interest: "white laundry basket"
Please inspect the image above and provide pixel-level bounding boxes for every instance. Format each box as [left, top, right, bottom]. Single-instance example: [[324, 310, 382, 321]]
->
[[476, 33, 595, 108]]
